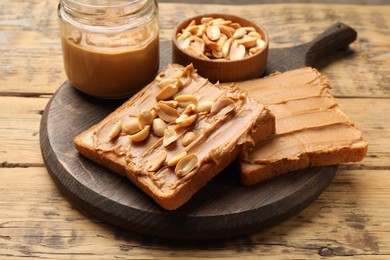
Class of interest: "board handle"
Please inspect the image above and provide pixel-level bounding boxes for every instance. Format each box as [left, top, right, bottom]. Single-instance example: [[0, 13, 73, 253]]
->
[[305, 22, 357, 66]]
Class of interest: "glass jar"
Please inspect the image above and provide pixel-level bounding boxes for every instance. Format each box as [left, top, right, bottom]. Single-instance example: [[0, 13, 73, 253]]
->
[[58, 0, 159, 98]]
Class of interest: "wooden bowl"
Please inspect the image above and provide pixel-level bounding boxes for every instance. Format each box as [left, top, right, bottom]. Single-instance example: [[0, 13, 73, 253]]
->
[[172, 14, 269, 83]]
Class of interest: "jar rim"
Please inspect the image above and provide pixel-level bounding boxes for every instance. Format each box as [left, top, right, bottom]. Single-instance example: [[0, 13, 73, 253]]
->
[[62, 0, 148, 10], [59, 0, 158, 33], [60, 0, 153, 18]]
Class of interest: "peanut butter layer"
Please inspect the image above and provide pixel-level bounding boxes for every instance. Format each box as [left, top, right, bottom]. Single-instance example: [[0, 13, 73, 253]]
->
[[237, 67, 367, 185], [81, 64, 270, 203], [237, 67, 329, 104], [246, 124, 364, 163]]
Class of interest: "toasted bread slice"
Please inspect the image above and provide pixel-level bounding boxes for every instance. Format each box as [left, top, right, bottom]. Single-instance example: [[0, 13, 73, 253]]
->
[[74, 64, 275, 210], [238, 67, 368, 186]]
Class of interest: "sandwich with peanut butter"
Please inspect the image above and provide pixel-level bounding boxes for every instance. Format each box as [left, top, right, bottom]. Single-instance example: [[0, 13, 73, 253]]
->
[[74, 64, 275, 210], [237, 67, 368, 186]]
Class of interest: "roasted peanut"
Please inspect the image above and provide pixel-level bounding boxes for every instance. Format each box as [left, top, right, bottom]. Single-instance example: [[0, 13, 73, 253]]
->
[[229, 42, 246, 60], [197, 100, 213, 113], [175, 154, 198, 177], [147, 150, 167, 172], [155, 84, 178, 100], [152, 118, 167, 137], [129, 125, 150, 142], [211, 97, 235, 117], [123, 117, 140, 135], [174, 94, 198, 108], [158, 78, 178, 88], [181, 132, 196, 146], [167, 151, 187, 167], [138, 109, 154, 129], [176, 114, 197, 127], [163, 128, 178, 147], [109, 120, 122, 140], [155, 103, 180, 123]]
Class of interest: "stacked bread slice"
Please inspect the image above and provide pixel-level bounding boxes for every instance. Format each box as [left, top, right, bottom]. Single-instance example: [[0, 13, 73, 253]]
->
[[237, 67, 368, 185]]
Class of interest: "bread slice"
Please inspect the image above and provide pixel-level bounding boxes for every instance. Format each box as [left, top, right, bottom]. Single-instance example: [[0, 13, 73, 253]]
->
[[237, 67, 368, 186], [74, 64, 275, 210]]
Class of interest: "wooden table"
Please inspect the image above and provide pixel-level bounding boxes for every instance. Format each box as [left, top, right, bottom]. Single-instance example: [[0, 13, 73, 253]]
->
[[1, 1, 389, 258]]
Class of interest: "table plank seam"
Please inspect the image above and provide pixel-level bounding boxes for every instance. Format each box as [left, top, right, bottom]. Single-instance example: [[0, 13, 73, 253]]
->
[[0, 162, 45, 168], [0, 92, 53, 98]]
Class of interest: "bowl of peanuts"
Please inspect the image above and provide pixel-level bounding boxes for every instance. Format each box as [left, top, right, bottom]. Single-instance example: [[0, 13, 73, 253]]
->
[[172, 14, 269, 83]]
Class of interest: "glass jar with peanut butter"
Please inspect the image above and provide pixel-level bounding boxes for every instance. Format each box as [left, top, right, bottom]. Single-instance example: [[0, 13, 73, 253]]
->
[[58, 0, 159, 98]]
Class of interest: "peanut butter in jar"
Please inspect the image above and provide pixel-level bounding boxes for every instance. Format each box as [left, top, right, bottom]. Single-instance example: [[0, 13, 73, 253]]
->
[[58, 0, 159, 98]]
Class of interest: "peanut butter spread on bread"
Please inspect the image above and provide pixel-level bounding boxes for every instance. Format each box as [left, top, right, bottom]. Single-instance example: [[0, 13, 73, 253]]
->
[[75, 64, 274, 209], [237, 67, 367, 185]]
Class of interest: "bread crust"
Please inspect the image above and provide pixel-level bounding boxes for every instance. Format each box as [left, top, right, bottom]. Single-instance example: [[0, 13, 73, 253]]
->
[[240, 140, 368, 186]]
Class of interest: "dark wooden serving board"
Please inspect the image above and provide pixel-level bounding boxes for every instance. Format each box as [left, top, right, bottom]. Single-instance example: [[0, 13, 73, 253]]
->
[[40, 22, 357, 239]]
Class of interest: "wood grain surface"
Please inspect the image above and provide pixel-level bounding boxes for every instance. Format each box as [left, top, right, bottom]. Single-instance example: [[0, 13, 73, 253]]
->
[[1, 1, 389, 258], [39, 29, 344, 237]]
